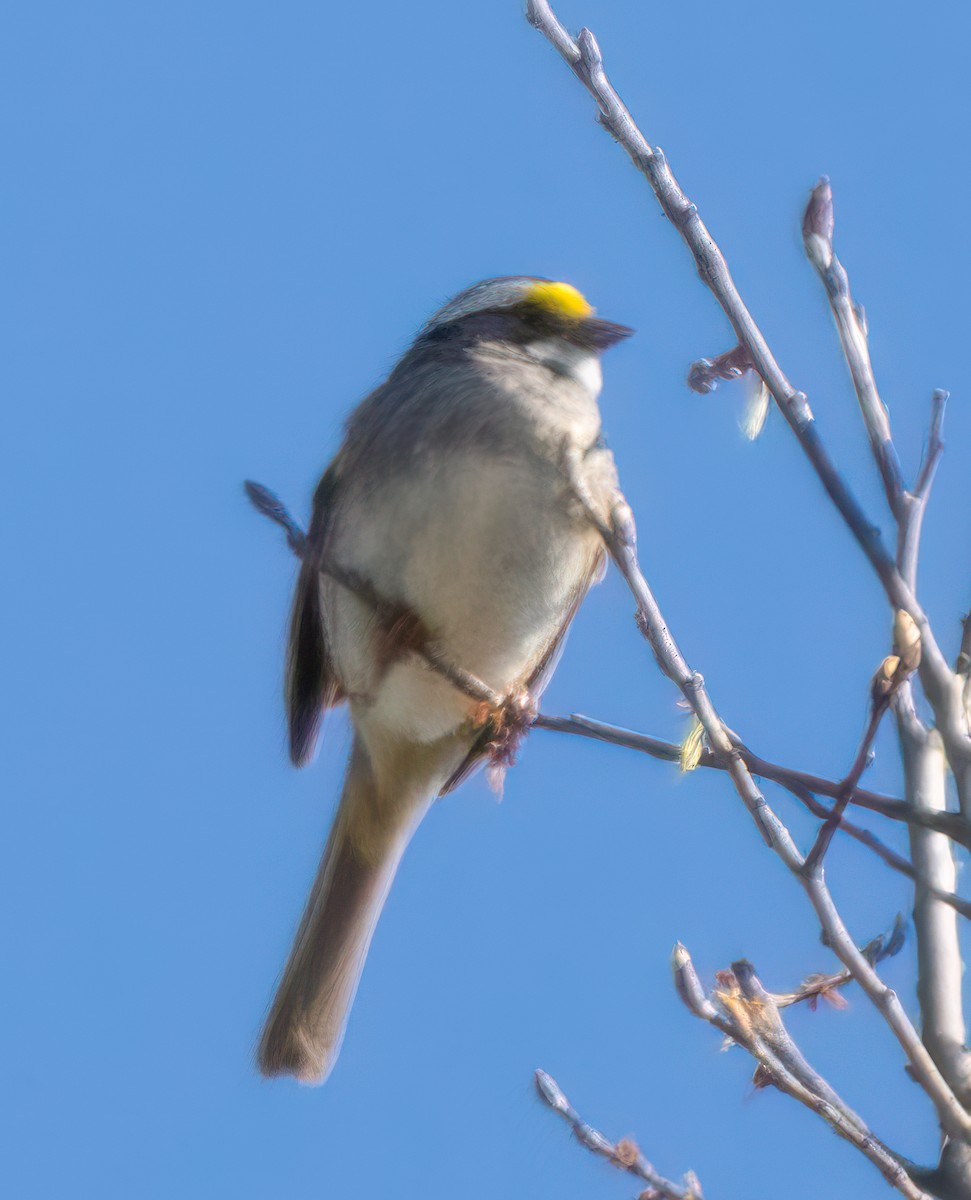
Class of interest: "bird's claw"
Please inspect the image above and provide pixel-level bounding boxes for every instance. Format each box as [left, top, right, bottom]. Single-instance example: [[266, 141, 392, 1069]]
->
[[477, 689, 538, 769]]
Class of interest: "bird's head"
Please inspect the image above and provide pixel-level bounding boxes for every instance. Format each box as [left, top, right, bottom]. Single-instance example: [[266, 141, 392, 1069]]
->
[[418, 277, 633, 354]]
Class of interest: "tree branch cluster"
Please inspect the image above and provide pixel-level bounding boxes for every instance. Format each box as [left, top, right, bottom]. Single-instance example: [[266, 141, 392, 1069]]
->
[[520, 2, 971, 1196]]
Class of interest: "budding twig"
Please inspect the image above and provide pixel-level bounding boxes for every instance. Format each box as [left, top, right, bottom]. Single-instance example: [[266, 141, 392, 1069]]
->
[[769, 915, 906, 1010], [672, 947, 933, 1200], [801, 177, 906, 517], [534, 1069, 702, 1200]]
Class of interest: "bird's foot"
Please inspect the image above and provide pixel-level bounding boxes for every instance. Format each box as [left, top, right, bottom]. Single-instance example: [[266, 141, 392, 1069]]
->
[[474, 689, 538, 771]]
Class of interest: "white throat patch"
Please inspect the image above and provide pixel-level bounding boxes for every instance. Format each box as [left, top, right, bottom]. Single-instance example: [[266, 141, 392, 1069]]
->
[[524, 338, 603, 396]]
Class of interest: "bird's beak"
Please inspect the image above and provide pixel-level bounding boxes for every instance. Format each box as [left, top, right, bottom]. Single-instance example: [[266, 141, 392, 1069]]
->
[[578, 317, 635, 350]]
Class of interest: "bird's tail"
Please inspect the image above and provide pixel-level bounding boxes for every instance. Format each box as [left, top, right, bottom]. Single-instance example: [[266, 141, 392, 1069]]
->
[[257, 734, 440, 1083]]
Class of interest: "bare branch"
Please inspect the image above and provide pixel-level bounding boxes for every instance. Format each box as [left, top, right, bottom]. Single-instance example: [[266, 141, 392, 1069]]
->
[[525, 0, 971, 805], [802, 695, 889, 875], [536, 712, 971, 921], [672, 947, 934, 1199], [534, 1069, 701, 1200], [782, 786, 971, 923], [801, 178, 906, 517], [534, 712, 971, 846], [804, 615, 920, 874]]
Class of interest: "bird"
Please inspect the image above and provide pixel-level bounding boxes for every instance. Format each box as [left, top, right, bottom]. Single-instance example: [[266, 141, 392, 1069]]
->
[[257, 276, 632, 1083]]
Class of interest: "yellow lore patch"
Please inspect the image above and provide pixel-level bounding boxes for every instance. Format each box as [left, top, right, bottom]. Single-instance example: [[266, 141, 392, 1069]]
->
[[526, 280, 593, 320]]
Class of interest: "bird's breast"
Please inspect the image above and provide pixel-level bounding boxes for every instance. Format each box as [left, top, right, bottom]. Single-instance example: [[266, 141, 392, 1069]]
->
[[325, 447, 606, 745]]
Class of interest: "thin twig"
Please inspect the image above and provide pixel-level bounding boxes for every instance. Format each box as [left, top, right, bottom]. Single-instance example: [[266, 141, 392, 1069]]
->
[[770, 916, 906, 1009], [527, 0, 971, 1144], [534, 1069, 701, 1200], [913, 390, 948, 502], [535, 712, 971, 919], [802, 184, 947, 594], [535, 712, 971, 845], [802, 698, 889, 875], [244, 480, 504, 708], [803, 608, 919, 872], [802, 178, 906, 518], [673, 947, 933, 1199], [778, 780, 971, 923]]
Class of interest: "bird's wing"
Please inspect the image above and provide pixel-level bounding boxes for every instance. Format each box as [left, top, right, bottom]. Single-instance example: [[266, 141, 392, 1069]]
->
[[526, 544, 606, 702], [286, 463, 346, 766]]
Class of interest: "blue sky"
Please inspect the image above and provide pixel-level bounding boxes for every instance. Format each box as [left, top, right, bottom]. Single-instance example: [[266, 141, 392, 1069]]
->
[[6, 1, 971, 1196]]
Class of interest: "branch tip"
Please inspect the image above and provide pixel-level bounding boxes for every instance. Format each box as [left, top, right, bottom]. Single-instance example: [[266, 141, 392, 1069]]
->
[[802, 177, 834, 270], [534, 1068, 567, 1112]]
